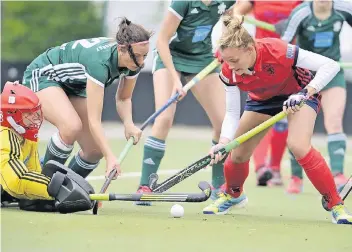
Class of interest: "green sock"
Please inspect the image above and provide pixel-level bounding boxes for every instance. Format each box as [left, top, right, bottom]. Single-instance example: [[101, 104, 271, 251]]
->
[[211, 140, 225, 188], [289, 150, 303, 179], [43, 132, 73, 165], [139, 136, 165, 186], [68, 151, 99, 178], [328, 133, 346, 176]]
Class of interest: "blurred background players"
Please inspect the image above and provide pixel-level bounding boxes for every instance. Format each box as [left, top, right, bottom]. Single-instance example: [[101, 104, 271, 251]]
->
[[282, 0, 352, 193]]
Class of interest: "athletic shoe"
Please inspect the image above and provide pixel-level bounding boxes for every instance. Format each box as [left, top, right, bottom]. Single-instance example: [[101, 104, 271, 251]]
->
[[268, 171, 284, 186], [134, 186, 152, 206], [210, 184, 226, 201], [334, 173, 348, 192], [256, 166, 273, 186], [286, 176, 303, 194], [331, 204, 352, 225], [203, 190, 248, 215]]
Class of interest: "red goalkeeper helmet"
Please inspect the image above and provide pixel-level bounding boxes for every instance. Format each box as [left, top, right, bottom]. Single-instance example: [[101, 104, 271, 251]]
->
[[1, 81, 43, 141]]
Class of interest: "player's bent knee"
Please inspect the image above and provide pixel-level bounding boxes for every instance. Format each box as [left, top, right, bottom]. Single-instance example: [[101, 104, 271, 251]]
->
[[58, 119, 83, 142], [324, 117, 343, 134], [287, 140, 311, 160], [154, 114, 174, 130], [230, 152, 250, 164]]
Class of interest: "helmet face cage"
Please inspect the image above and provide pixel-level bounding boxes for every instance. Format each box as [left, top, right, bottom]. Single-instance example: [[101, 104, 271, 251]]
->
[[7, 105, 43, 130], [21, 106, 43, 130]]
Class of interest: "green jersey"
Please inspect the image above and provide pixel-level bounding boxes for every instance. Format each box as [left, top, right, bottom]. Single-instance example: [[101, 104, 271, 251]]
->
[[23, 37, 140, 93], [282, 1, 352, 61], [167, 0, 235, 63]]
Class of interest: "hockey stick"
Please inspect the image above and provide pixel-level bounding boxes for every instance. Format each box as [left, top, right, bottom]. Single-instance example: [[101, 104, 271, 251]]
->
[[340, 175, 352, 201], [92, 59, 220, 214], [90, 181, 211, 203], [150, 111, 288, 193]]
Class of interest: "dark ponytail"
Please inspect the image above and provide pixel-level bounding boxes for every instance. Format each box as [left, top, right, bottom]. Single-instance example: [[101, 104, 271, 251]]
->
[[116, 17, 153, 45]]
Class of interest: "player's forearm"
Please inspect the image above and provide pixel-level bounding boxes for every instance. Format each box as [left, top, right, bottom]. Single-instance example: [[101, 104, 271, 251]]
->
[[297, 48, 340, 93], [156, 36, 178, 79], [89, 120, 114, 158], [116, 98, 134, 128], [220, 86, 241, 142]]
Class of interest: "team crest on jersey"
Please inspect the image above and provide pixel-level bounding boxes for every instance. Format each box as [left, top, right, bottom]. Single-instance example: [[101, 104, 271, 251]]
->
[[333, 21, 342, 32], [307, 25, 315, 32], [218, 2, 226, 15], [286, 44, 295, 59], [263, 64, 275, 75]]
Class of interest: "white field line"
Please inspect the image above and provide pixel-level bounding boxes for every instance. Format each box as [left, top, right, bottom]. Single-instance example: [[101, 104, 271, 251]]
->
[[86, 159, 317, 181]]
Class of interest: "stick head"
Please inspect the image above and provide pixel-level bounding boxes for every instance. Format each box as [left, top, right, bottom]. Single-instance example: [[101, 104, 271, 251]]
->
[[198, 181, 211, 198], [92, 201, 99, 215], [149, 173, 159, 190]]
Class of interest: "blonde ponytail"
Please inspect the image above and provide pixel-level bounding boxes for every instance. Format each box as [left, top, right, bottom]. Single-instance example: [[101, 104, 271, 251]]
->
[[219, 15, 254, 50]]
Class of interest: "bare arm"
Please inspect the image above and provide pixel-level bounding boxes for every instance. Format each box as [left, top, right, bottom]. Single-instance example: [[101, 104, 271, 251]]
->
[[116, 76, 136, 127], [156, 9, 182, 80], [86, 79, 114, 159]]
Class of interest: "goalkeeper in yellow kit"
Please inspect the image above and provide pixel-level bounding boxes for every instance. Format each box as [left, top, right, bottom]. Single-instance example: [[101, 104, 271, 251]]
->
[[1, 81, 53, 202], [1, 81, 93, 213]]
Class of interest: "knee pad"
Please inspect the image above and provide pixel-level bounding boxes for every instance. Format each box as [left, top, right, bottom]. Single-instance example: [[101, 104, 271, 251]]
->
[[45, 161, 95, 213]]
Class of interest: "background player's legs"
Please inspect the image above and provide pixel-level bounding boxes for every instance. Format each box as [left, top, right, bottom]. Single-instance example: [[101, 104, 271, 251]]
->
[[203, 111, 271, 214], [138, 69, 179, 192], [253, 130, 272, 186], [267, 118, 288, 186], [36, 87, 82, 165], [287, 105, 342, 209], [321, 87, 347, 189], [67, 96, 103, 178], [187, 73, 226, 192]]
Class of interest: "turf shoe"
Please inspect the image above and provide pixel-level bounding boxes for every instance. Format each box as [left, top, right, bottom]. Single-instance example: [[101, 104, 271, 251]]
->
[[268, 171, 284, 186], [203, 191, 248, 215], [286, 176, 303, 194], [331, 204, 352, 225], [256, 166, 273, 186], [210, 184, 226, 201], [134, 186, 152, 206]]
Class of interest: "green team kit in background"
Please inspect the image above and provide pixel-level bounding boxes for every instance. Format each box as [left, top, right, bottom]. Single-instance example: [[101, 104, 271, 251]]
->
[[282, 1, 352, 91], [143, 1, 235, 192], [22, 37, 140, 96], [153, 0, 235, 74], [282, 1, 352, 179]]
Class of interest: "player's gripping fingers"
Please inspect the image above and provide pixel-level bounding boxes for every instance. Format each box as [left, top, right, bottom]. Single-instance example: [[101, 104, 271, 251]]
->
[[209, 143, 225, 165]]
